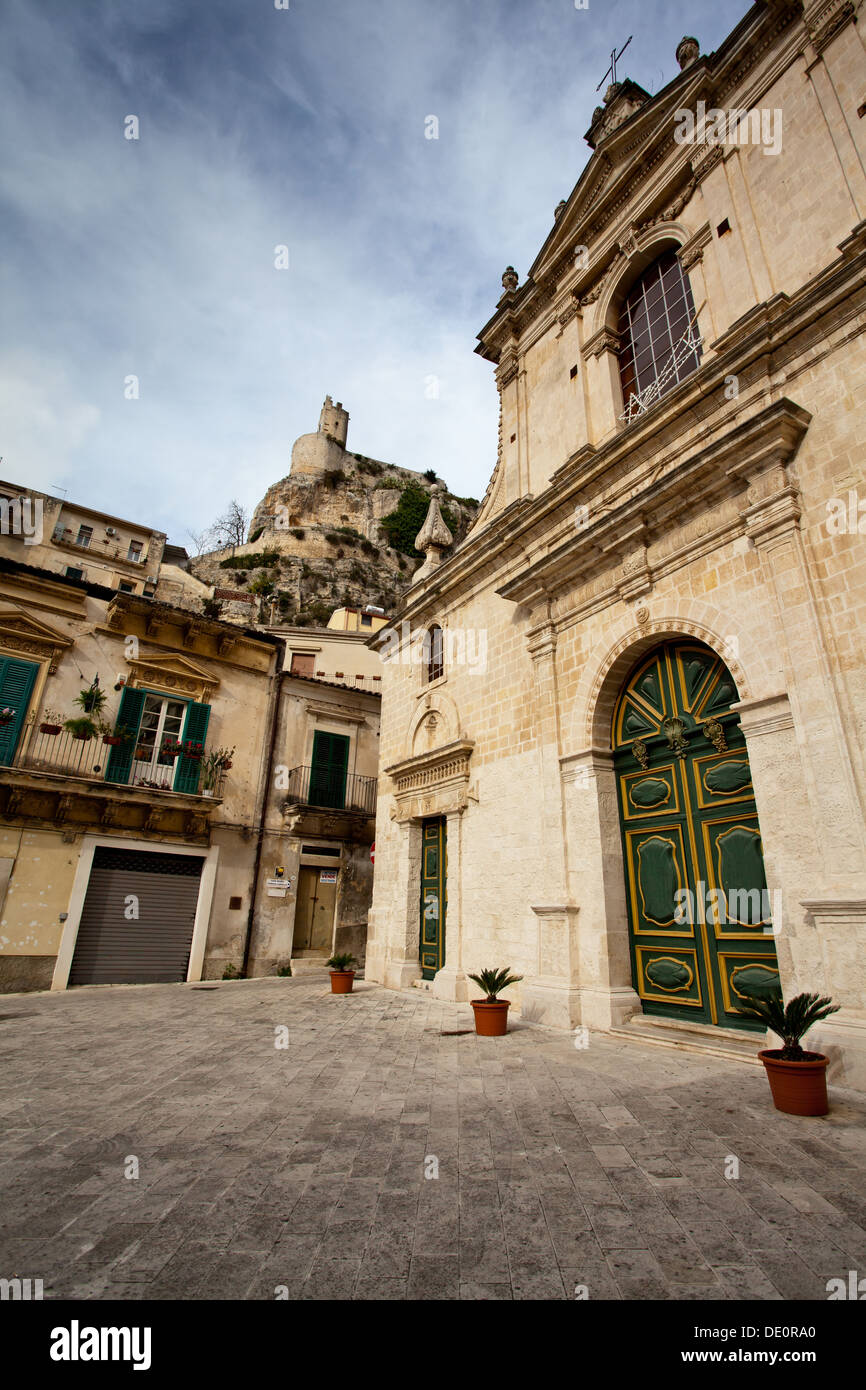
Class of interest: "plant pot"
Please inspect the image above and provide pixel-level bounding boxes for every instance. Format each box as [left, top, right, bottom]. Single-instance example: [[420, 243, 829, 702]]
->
[[102, 735, 122, 746], [330, 970, 355, 994], [72, 733, 92, 742], [40, 723, 61, 735], [759, 1049, 830, 1116], [471, 998, 511, 1037]]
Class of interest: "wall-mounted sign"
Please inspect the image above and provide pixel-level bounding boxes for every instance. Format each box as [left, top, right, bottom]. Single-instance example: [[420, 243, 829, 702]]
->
[[319, 869, 338, 884]]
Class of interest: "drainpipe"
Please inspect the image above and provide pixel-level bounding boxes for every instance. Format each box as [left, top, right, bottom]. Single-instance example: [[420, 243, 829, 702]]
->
[[241, 666, 284, 978]]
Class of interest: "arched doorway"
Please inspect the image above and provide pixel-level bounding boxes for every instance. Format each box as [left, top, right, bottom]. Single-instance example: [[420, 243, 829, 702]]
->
[[612, 639, 780, 1031]]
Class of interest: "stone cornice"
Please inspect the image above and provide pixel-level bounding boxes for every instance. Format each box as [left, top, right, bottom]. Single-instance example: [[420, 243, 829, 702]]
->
[[497, 399, 810, 606], [386, 737, 475, 823], [406, 234, 864, 625]]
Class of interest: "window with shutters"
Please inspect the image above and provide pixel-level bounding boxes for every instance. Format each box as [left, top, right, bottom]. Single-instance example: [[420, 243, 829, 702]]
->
[[309, 730, 350, 809], [127, 540, 143, 563], [290, 652, 316, 677], [0, 656, 39, 765], [105, 686, 211, 794]]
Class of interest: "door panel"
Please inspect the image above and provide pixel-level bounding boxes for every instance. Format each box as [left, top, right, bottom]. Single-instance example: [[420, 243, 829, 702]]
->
[[420, 817, 446, 980], [613, 641, 780, 1030], [295, 866, 337, 952]]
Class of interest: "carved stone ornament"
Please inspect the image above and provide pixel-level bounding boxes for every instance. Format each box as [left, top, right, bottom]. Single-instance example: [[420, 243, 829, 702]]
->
[[501, 266, 519, 291], [676, 36, 700, 69], [411, 485, 454, 585], [386, 738, 475, 823]]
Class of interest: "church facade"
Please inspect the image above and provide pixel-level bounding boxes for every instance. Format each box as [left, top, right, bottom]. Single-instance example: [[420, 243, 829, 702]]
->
[[365, 1, 866, 1090]]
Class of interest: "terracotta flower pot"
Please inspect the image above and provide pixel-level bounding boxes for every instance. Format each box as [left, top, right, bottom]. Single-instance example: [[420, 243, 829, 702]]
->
[[330, 970, 355, 994], [102, 735, 122, 746], [471, 998, 511, 1036], [40, 723, 61, 735], [759, 1049, 830, 1116], [72, 733, 92, 742]]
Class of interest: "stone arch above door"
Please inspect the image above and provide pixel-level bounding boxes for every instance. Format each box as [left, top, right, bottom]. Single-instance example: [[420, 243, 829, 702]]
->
[[574, 605, 777, 752], [406, 689, 464, 760], [387, 691, 474, 824]]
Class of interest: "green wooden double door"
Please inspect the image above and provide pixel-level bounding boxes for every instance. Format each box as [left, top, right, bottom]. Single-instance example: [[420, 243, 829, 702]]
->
[[613, 641, 781, 1031]]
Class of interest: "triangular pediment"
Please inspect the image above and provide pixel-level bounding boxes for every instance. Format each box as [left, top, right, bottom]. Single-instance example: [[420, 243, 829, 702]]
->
[[127, 651, 220, 702], [0, 604, 74, 650], [531, 77, 703, 285]]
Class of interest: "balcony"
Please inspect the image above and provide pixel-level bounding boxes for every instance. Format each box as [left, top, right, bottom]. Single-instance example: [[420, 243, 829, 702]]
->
[[281, 764, 376, 842], [0, 722, 225, 842]]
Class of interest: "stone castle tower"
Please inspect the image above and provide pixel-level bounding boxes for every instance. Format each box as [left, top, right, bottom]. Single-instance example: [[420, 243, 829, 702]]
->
[[289, 395, 351, 478]]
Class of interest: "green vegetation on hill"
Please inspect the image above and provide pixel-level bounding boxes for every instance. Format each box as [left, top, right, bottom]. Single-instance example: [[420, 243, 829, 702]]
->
[[379, 483, 457, 559]]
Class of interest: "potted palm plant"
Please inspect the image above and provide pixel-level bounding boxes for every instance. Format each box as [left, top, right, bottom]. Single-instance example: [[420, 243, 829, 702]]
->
[[468, 967, 523, 1036], [736, 991, 840, 1115], [326, 952, 356, 993]]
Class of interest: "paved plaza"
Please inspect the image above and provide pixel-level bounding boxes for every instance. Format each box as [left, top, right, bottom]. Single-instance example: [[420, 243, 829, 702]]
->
[[1, 976, 865, 1301]]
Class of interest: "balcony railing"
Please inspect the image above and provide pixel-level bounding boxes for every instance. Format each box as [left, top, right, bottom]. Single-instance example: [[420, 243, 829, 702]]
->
[[4, 724, 226, 798], [285, 764, 376, 815]]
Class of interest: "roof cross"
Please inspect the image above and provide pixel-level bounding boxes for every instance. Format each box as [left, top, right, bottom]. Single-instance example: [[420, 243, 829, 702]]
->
[[596, 35, 632, 92]]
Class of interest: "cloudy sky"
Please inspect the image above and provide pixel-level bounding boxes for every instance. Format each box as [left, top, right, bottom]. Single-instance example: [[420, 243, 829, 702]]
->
[[1, 0, 744, 544]]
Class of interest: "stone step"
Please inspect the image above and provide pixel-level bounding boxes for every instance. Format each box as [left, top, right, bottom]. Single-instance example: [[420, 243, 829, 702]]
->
[[608, 1014, 765, 1066], [289, 953, 330, 976]]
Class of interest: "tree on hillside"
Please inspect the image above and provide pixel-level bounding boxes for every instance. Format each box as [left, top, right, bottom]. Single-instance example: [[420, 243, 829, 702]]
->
[[212, 500, 250, 549]]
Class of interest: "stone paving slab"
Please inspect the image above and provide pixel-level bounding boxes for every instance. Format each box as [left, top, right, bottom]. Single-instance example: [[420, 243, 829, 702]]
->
[[0, 976, 864, 1301]]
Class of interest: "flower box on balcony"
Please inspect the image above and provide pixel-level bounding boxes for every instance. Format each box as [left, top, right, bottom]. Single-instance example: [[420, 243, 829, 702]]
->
[[102, 735, 123, 746], [40, 723, 62, 735]]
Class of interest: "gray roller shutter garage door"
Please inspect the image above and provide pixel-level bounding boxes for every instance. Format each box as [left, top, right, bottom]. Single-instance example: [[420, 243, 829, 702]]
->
[[69, 847, 205, 985]]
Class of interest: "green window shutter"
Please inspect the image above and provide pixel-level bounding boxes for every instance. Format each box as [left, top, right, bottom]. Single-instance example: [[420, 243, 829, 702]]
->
[[104, 686, 146, 784], [309, 730, 349, 808], [174, 701, 210, 794], [0, 658, 39, 766]]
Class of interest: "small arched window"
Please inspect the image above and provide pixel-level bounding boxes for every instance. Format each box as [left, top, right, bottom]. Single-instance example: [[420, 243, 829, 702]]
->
[[618, 248, 701, 421], [425, 625, 444, 684]]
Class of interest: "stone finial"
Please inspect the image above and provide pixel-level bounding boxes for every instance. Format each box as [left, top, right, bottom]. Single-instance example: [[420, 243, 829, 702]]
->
[[603, 81, 622, 105], [676, 36, 700, 69], [554, 200, 567, 221], [501, 265, 519, 291], [412, 484, 453, 584]]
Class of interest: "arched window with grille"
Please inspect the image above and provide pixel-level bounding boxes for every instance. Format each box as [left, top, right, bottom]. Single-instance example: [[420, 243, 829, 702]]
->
[[617, 249, 701, 421], [425, 625, 444, 684]]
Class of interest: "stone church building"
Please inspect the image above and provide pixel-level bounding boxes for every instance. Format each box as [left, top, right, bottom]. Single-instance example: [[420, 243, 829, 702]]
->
[[366, 1, 866, 1090]]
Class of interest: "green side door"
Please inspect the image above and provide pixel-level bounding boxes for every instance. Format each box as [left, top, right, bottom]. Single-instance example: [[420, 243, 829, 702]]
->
[[420, 817, 447, 980]]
